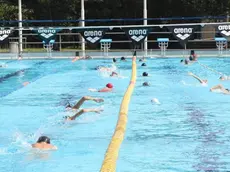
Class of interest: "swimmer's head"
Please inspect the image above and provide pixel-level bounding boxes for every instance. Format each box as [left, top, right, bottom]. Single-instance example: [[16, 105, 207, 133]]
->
[[139, 59, 143, 62], [203, 80, 208, 84], [65, 102, 72, 109], [190, 50, 195, 55], [110, 72, 118, 76], [95, 66, 100, 70], [143, 82, 150, 86], [219, 76, 227, 80], [151, 98, 160, 104], [37, 136, 50, 144], [121, 57, 126, 61], [63, 116, 71, 120], [180, 59, 184, 63], [141, 63, 146, 66], [226, 89, 230, 92], [85, 55, 92, 59], [143, 72, 148, 77], [113, 58, 116, 63], [106, 83, 113, 89]]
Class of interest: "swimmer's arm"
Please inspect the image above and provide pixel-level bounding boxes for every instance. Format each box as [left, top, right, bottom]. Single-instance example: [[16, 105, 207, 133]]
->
[[210, 84, 224, 92], [51, 146, 58, 150], [89, 88, 111, 92], [70, 108, 103, 120], [72, 96, 102, 109], [188, 72, 203, 83], [98, 87, 111, 92]]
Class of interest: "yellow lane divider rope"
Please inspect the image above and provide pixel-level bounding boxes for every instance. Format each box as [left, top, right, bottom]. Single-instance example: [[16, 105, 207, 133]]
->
[[100, 53, 137, 172]]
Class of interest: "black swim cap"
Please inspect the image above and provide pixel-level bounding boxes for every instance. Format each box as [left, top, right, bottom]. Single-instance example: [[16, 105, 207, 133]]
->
[[191, 50, 195, 55], [143, 82, 150, 86], [66, 102, 72, 108], [121, 57, 126, 60], [143, 72, 148, 76], [141, 63, 146, 66], [37, 136, 50, 144], [113, 58, 116, 63]]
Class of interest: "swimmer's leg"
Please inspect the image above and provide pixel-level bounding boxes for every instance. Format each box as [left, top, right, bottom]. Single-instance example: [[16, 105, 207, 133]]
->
[[72, 96, 104, 109], [70, 108, 104, 120]]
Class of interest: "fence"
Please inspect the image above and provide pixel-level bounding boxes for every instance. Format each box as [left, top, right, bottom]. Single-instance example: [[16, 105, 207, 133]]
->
[[0, 21, 230, 58]]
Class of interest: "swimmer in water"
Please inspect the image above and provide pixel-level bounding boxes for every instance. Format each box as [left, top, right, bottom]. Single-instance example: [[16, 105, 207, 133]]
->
[[110, 71, 119, 77], [141, 63, 147, 67], [64, 96, 104, 121], [0, 64, 7, 68], [219, 75, 230, 81], [72, 55, 92, 62], [66, 96, 104, 110], [139, 57, 146, 62], [120, 57, 127, 61], [113, 58, 117, 63], [96, 66, 116, 72], [32, 136, 57, 150], [89, 83, 113, 92], [64, 108, 103, 121], [142, 82, 150, 86], [142, 72, 149, 77], [188, 72, 208, 85], [210, 84, 230, 95], [181, 59, 192, 65]]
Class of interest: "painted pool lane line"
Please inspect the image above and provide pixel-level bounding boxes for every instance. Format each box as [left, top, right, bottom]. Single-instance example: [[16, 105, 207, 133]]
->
[[0, 69, 27, 83], [0, 60, 59, 98], [0, 61, 46, 84]]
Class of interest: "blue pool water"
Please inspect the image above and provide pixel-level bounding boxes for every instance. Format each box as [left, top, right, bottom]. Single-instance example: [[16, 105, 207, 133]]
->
[[0, 57, 230, 172]]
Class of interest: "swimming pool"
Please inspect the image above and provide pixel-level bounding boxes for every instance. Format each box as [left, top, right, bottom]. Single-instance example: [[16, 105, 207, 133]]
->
[[0, 57, 230, 172]]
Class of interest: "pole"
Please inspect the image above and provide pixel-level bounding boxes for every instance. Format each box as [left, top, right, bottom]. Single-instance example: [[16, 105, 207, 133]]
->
[[143, 0, 148, 57], [18, 0, 23, 58], [81, 0, 85, 57]]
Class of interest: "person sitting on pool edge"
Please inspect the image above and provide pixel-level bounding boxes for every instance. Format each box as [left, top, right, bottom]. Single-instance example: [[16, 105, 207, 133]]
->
[[188, 72, 208, 85], [210, 84, 230, 95], [32, 136, 57, 150], [89, 83, 113, 92]]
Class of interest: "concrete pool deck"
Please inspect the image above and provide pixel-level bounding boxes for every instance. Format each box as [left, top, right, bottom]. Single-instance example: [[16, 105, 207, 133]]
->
[[0, 50, 230, 60]]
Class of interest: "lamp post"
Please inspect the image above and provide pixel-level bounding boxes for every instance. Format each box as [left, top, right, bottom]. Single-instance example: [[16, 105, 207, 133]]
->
[[81, 0, 85, 57], [18, 0, 23, 57], [143, 0, 148, 57]]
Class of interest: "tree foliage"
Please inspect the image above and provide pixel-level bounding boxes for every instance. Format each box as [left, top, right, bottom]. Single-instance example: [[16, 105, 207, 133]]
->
[[0, 0, 230, 25]]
